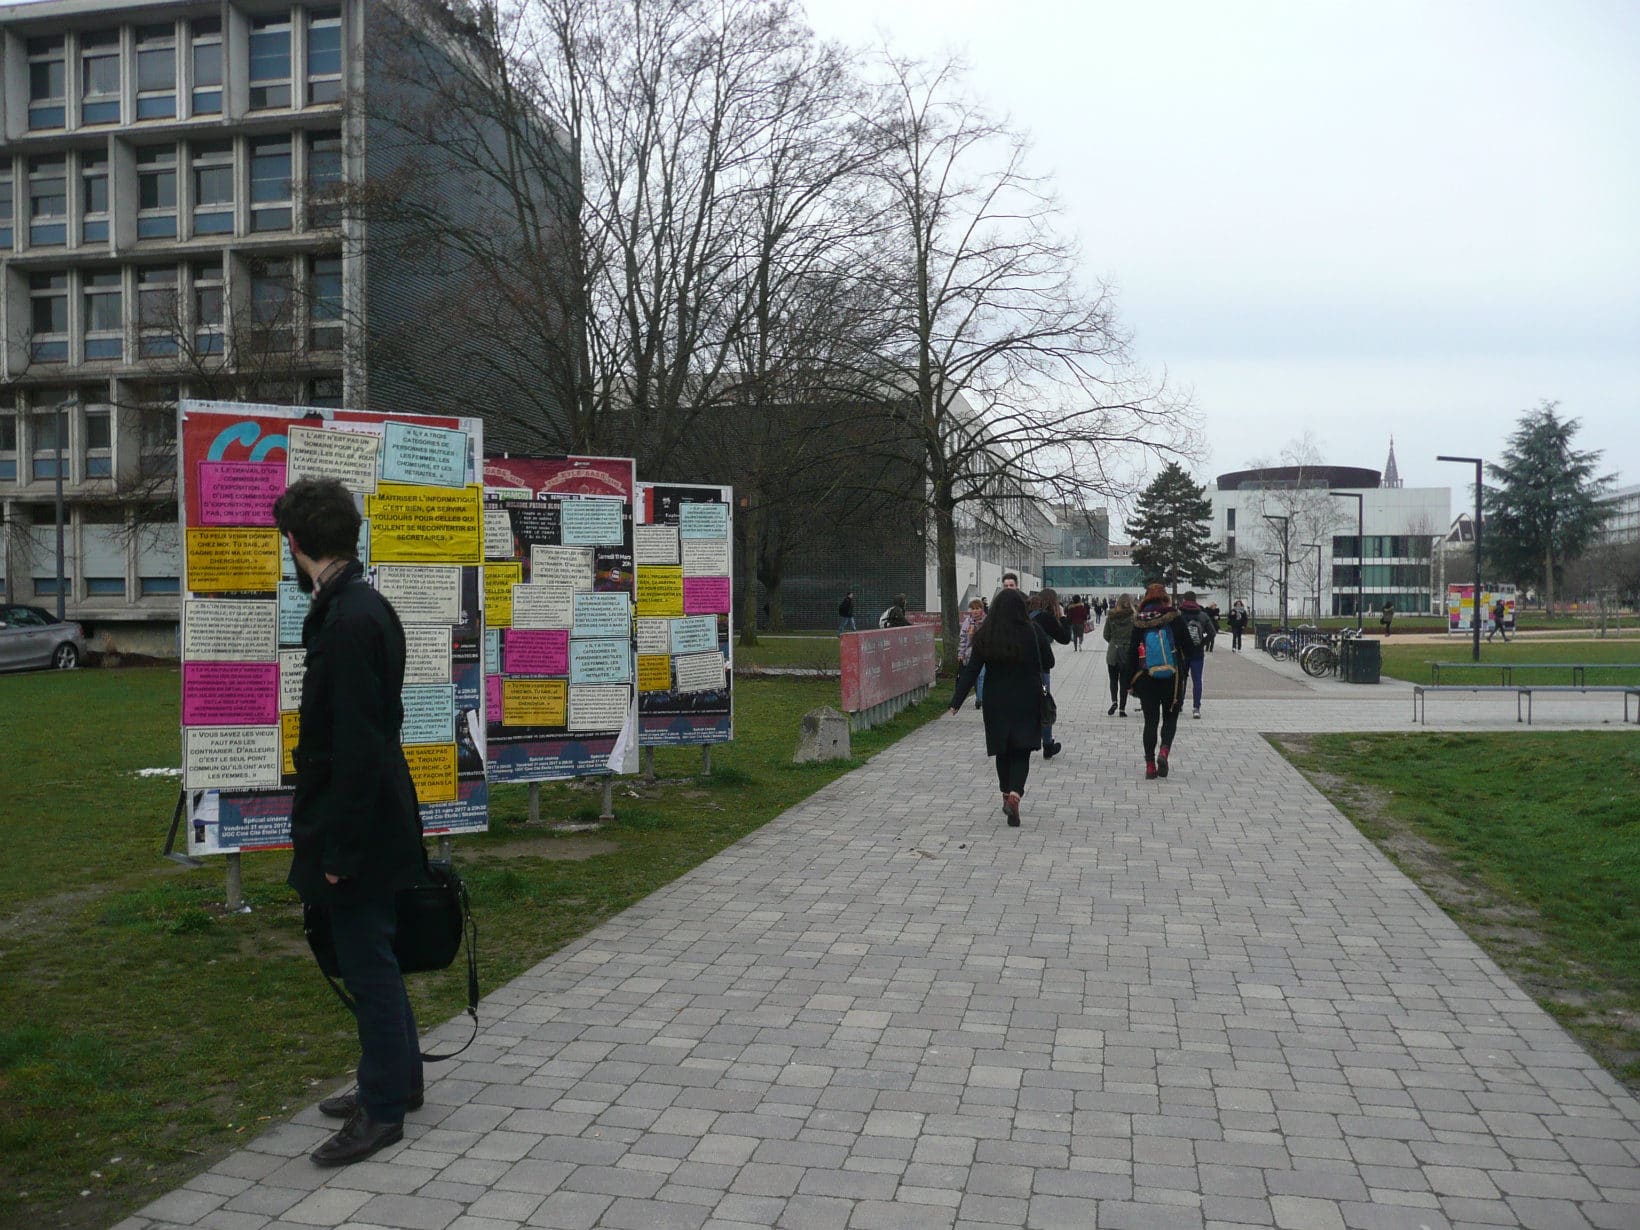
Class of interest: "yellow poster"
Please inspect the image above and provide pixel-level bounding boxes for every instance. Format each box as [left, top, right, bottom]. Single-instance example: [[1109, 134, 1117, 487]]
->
[[503, 678, 567, 728], [404, 742, 458, 803], [365, 483, 483, 564], [185, 528, 281, 593], [484, 562, 522, 628], [637, 565, 685, 617], [637, 654, 673, 694], [280, 711, 301, 776]]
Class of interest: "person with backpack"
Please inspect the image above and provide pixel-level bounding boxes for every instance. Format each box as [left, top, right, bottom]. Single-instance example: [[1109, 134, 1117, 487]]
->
[[1128, 583, 1192, 780], [1228, 600, 1249, 652], [880, 594, 910, 628], [1103, 592, 1135, 716], [1487, 596, 1509, 642], [838, 589, 855, 635], [947, 587, 1054, 827], [1030, 588, 1073, 758], [1176, 590, 1214, 719], [1065, 594, 1090, 650]]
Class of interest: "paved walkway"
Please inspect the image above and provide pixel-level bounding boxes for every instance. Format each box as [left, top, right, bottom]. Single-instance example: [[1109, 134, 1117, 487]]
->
[[125, 643, 1640, 1230]]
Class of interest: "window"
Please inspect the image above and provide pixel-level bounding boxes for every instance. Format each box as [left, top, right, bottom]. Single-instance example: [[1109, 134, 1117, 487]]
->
[[136, 24, 177, 120], [80, 31, 121, 124], [249, 16, 293, 110], [30, 273, 69, 362], [306, 130, 343, 226], [193, 260, 224, 354], [1225, 534, 1236, 557], [250, 137, 292, 231], [83, 506, 125, 594], [137, 266, 180, 357], [310, 376, 344, 407], [191, 141, 234, 236], [190, 18, 223, 115], [30, 397, 70, 480], [248, 256, 294, 350], [136, 147, 178, 239], [82, 271, 123, 361], [1225, 507, 1236, 531], [0, 164, 13, 249], [0, 412, 16, 482], [307, 8, 343, 104], [138, 510, 181, 595], [81, 156, 109, 243], [309, 255, 342, 349], [28, 156, 68, 246], [137, 388, 178, 481], [28, 37, 67, 129], [82, 406, 113, 479]]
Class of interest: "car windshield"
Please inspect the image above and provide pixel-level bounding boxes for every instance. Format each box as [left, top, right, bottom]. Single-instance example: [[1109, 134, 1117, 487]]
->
[[6, 607, 50, 626]]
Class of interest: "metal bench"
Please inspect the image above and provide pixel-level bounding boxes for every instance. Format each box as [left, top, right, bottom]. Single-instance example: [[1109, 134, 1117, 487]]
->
[[1429, 662, 1640, 686], [1413, 683, 1640, 725]]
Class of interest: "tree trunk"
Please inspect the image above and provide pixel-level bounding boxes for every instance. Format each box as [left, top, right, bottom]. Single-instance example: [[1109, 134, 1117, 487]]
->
[[1543, 544, 1555, 614], [737, 504, 761, 647], [768, 580, 785, 631], [934, 495, 960, 676]]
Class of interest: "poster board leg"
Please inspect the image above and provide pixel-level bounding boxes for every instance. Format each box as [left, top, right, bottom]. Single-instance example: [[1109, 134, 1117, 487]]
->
[[528, 781, 541, 826], [643, 746, 655, 781], [438, 836, 453, 861], [225, 853, 250, 914], [600, 777, 615, 823], [701, 745, 712, 777]]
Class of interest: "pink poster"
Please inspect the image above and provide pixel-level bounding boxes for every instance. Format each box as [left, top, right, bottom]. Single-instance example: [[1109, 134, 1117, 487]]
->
[[683, 576, 731, 614], [486, 674, 504, 723], [182, 661, 280, 726], [197, 461, 288, 527], [506, 629, 570, 675]]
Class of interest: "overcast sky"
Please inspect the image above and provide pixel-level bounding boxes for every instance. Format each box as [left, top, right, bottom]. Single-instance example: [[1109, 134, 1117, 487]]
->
[[803, 0, 1640, 506]]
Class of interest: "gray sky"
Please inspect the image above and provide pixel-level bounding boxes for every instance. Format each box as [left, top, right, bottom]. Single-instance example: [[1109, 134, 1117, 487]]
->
[[803, 0, 1640, 501]]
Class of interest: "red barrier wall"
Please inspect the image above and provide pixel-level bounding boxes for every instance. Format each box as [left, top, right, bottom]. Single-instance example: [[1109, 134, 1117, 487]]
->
[[840, 625, 937, 712]]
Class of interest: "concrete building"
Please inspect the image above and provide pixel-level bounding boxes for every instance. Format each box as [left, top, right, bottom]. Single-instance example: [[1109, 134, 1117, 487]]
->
[[0, 0, 568, 653], [1203, 454, 1450, 620], [1597, 482, 1640, 545]]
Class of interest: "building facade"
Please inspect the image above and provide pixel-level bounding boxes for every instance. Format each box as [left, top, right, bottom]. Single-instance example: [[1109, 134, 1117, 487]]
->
[[0, 0, 568, 653], [1597, 483, 1640, 545]]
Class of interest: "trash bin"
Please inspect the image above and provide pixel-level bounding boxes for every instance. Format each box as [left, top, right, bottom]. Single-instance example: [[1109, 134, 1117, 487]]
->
[[1341, 638, 1380, 684], [1254, 621, 1273, 650]]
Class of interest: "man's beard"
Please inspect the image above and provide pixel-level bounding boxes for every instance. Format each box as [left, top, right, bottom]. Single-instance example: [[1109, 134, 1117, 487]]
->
[[296, 566, 315, 595]]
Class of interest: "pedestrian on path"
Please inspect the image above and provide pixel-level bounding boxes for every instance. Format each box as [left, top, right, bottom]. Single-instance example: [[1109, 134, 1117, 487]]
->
[[275, 478, 426, 1169], [948, 587, 1052, 827], [1380, 600, 1395, 637], [1487, 597, 1509, 642], [1066, 594, 1090, 650], [1030, 587, 1072, 758], [1128, 582, 1191, 779], [1177, 590, 1214, 719], [1103, 592, 1134, 716], [1228, 599, 1248, 652], [959, 597, 985, 710], [837, 589, 855, 635]]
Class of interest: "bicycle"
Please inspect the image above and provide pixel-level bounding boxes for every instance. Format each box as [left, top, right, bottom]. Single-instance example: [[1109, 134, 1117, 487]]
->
[[1300, 638, 1340, 678], [1265, 632, 1295, 661]]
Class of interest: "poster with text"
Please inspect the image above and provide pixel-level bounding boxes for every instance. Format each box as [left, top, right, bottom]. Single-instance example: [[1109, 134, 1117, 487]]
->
[[482, 456, 638, 781], [179, 400, 488, 855], [635, 482, 734, 746]]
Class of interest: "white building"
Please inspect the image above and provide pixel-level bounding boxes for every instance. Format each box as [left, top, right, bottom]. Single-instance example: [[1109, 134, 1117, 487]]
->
[[1597, 483, 1640, 545], [1202, 446, 1450, 620]]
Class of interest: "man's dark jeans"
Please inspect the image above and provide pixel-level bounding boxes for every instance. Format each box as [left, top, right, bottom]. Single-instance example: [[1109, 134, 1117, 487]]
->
[[330, 886, 422, 1123]]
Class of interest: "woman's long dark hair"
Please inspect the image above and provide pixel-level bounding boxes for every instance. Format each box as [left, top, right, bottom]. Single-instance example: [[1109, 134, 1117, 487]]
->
[[971, 587, 1035, 665]]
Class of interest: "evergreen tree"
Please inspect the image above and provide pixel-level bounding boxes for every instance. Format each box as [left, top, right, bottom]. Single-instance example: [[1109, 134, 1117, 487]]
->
[[1483, 401, 1612, 610], [1129, 462, 1225, 594]]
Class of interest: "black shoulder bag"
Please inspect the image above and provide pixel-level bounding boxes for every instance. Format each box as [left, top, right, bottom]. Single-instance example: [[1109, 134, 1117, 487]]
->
[[303, 853, 479, 1062], [1029, 618, 1058, 726]]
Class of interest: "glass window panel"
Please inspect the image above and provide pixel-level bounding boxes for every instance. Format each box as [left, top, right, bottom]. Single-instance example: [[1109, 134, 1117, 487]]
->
[[249, 18, 292, 109]]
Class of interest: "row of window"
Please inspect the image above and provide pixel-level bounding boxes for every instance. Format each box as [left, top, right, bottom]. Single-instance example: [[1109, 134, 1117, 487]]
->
[[0, 400, 113, 482], [22, 8, 341, 133], [1330, 535, 1431, 559], [25, 253, 343, 366], [1331, 563, 1433, 589], [0, 130, 341, 251], [0, 503, 180, 598]]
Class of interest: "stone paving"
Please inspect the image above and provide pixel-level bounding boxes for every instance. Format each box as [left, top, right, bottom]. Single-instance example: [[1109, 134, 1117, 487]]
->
[[122, 640, 1640, 1230]]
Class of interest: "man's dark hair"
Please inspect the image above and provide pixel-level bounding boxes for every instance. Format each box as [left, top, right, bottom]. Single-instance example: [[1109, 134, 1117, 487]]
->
[[1002, 571, 1019, 583], [273, 478, 362, 560]]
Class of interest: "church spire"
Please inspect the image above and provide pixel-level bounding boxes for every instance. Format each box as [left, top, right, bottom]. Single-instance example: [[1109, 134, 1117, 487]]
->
[[1383, 437, 1403, 488]]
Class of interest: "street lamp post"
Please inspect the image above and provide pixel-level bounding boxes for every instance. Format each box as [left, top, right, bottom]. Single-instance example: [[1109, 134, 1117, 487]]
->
[[1437, 455, 1483, 664], [1329, 491, 1364, 631], [1303, 543, 1323, 621], [1261, 513, 1290, 623]]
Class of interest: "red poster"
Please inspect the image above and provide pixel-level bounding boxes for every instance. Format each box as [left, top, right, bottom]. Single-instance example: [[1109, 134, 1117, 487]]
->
[[840, 625, 938, 712]]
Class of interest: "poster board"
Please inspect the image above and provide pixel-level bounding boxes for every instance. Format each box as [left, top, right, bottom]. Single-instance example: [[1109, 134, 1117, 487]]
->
[[634, 483, 734, 746], [481, 456, 638, 781], [1446, 583, 1517, 634], [179, 400, 488, 855]]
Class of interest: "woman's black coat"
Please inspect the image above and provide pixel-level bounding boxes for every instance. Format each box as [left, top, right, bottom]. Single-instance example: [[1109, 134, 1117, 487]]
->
[[950, 621, 1051, 756], [1031, 608, 1072, 670], [288, 560, 425, 905]]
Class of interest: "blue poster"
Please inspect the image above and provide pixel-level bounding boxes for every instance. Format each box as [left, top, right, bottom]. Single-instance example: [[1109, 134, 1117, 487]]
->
[[277, 581, 309, 646], [570, 637, 633, 684], [670, 615, 718, 655], [573, 591, 631, 638], [380, 421, 469, 488], [484, 628, 501, 675], [560, 498, 624, 546], [679, 502, 729, 540], [401, 684, 456, 744]]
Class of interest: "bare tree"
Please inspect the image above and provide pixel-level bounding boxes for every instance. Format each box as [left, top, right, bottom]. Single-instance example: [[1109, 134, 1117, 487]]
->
[[859, 54, 1193, 669], [1240, 433, 1349, 620]]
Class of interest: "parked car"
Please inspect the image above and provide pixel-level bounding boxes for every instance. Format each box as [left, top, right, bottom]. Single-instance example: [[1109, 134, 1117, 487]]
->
[[0, 604, 85, 671]]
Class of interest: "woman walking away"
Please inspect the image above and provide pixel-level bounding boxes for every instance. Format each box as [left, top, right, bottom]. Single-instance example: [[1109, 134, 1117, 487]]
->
[[958, 597, 986, 710], [1128, 583, 1191, 779], [1228, 599, 1248, 652], [949, 588, 1051, 827], [1066, 595, 1090, 651], [1030, 588, 1073, 758], [1103, 593, 1135, 716]]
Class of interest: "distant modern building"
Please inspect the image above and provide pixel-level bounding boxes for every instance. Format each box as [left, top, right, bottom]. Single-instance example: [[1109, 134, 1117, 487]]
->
[[1597, 483, 1640, 545], [1203, 446, 1450, 619], [0, 0, 571, 653]]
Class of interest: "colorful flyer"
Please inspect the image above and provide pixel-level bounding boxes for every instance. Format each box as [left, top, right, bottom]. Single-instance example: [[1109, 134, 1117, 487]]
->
[[380, 421, 469, 488], [197, 460, 286, 527], [184, 527, 282, 593], [636, 565, 685, 618], [285, 423, 381, 494], [365, 482, 483, 564]]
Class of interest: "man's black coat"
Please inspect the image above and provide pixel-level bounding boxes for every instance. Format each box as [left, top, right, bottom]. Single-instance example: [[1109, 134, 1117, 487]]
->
[[288, 559, 424, 905]]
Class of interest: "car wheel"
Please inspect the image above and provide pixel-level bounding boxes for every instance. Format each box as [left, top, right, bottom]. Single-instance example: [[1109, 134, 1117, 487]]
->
[[53, 642, 79, 670]]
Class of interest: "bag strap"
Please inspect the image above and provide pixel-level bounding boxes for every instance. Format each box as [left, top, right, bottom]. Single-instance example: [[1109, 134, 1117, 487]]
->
[[318, 873, 480, 1064], [1028, 615, 1048, 690]]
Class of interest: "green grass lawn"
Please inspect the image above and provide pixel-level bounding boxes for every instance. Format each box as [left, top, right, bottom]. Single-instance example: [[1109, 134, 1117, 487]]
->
[[1275, 731, 1640, 1088], [1376, 638, 1640, 685], [0, 666, 941, 1230]]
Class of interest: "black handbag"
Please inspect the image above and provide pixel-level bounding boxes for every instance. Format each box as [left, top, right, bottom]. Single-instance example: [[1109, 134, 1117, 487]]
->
[[1030, 618, 1058, 726], [303, 855, 479, 1061]]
